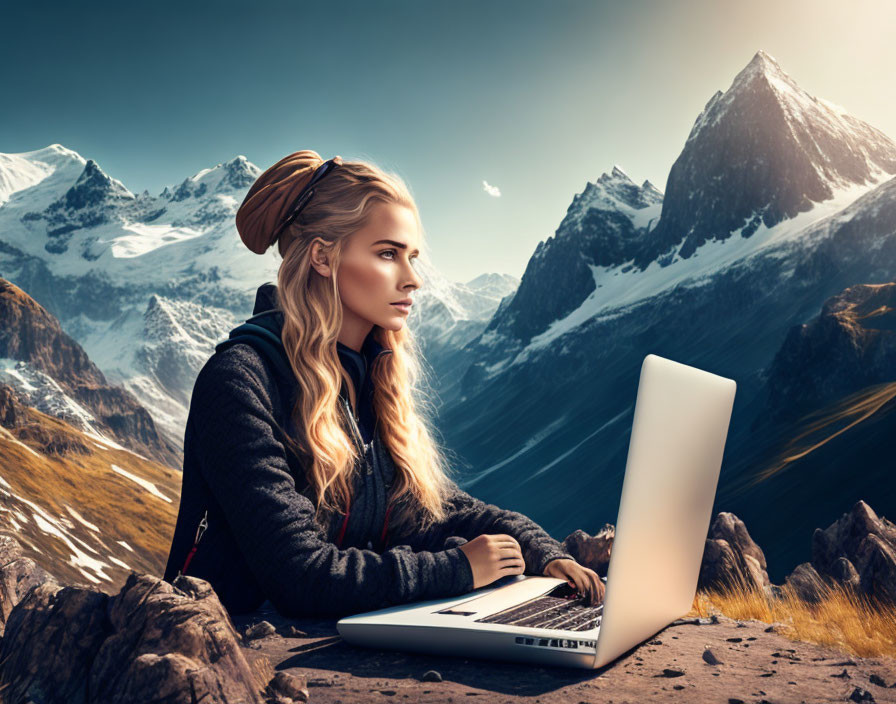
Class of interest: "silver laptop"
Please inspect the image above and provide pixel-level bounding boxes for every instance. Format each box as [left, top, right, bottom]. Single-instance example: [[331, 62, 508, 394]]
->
[[337, 354, 737, 669]]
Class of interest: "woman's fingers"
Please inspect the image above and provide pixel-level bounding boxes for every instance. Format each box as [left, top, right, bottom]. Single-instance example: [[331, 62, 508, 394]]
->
[[496, 546, 523, 561], [498, 558, 524, 576]]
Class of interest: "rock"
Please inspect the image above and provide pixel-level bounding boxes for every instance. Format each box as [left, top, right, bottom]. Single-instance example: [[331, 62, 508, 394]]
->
[[833, 669, 851, 678], [672, 615, 719, 626], [244, 620, 277, 641], [763, 583, 784, 602], [277, 625, 308, 638], [268, 671, 309, 702], [831, 556, 862, 590], [563, 524, 614, 576], [870, 673, 888, 687], [702, 647, 723, 665], [0, 533, 58, 636], [698, 512, 770, 593], [849, 687, 875, 702], [658, 668, 685, 677], [855, 533, 896, 603], [786, 501, 896, 604], [784, 562, 831, 603], [0, 570, 271, 703], [421, 669, 443, 682]]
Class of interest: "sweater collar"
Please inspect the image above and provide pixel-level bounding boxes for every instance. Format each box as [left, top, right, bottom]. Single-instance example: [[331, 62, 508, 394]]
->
[[250, 282, 392, 396], [336, 333, 391, 398]]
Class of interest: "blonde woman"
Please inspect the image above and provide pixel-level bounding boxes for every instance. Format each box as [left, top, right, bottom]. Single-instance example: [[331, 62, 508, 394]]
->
[[162, 150, 605, 617]]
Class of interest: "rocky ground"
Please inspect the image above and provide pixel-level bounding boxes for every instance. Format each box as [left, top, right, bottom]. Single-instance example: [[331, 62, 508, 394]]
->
[[2, 499, 895, 703], [232, 605, 896, 704]]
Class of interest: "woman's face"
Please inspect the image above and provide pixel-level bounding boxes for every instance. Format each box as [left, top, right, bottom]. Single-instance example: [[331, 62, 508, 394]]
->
[[313, 201, 424, 340]]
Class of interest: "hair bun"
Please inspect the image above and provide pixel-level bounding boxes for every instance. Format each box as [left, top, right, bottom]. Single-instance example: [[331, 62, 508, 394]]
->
[[235, 149, 323, 255]]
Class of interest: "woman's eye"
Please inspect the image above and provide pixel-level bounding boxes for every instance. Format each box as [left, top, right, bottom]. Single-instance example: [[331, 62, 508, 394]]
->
[[379, 249, 419, 266]]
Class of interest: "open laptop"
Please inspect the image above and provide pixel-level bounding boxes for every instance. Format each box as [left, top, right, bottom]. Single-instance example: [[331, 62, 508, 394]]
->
[[337, 354, 737, 669]]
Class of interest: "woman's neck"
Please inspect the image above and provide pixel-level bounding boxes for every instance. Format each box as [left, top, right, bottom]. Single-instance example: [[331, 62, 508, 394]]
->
[[338, 314, 374, 353]]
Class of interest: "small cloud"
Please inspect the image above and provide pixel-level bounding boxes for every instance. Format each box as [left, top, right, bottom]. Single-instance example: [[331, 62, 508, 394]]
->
[[482, 180, 501, 198]]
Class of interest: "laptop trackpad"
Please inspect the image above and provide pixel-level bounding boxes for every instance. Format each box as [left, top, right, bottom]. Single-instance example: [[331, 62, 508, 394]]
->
[[433, 576, 562, 616]]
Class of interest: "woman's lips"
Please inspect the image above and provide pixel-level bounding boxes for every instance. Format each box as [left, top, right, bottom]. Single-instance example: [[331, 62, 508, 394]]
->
[[391, 303, 411, 313]]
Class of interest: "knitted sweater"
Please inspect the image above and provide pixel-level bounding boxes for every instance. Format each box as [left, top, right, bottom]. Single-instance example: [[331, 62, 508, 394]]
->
[[162, 283, 575, 619]]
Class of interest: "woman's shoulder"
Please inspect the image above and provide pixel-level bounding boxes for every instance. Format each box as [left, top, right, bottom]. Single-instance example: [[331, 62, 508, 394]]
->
[[193, 342, 282, 408]]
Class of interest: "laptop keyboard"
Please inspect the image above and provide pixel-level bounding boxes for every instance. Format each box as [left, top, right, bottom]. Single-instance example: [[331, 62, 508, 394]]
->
[[474, 582, 603, 632]]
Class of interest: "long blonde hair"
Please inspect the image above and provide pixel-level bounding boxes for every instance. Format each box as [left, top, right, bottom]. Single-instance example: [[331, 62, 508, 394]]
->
[[269, 150, 455, 536]]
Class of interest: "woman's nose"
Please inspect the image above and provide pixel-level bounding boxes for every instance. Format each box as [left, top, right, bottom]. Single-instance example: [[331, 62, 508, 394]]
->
[[406, 264, 423, 291]]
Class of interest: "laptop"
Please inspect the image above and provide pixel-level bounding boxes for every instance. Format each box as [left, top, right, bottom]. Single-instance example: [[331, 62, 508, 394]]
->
[[337, 354, 737, 669]]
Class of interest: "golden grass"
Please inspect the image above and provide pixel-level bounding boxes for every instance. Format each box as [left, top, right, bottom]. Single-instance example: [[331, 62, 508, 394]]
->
[[0, 403, 180, 589], [250, 653, 276, 694], [685, 575, 896, 659]]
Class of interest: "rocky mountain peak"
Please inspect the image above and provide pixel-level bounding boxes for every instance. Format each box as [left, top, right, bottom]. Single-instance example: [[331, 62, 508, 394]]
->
[[62, 159, 135, 210], [760, 282, 896, 425], [168, 155, 261, 202], [642, 50, 896, 268], [484, 164, 663, 343], [736, 49, 788, 87]]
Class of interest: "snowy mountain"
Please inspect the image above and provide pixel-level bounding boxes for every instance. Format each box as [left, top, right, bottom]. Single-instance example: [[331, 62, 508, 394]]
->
[[644, 49, 896, 267], [0, 278, 177, 466], [406, 258, 518, 402], [0, 146, 509, 450], [431, 51, 896, 581], [486, 166, 662, 344]]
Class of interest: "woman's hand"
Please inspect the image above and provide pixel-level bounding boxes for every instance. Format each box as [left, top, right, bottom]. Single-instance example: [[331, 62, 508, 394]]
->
[[544, 558, 605, 606], [458, 534, 525, 589]]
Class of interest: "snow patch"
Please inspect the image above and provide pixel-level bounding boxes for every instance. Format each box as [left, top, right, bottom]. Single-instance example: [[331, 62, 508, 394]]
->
[[515, 175, 887, 361], [64, 504, 100, 532], [110, 463, 172, 503]]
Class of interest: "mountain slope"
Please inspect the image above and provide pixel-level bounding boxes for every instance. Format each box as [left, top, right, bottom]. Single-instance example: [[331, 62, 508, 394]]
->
[[0, 278, 178, 466], [433, 51, 896, 583]]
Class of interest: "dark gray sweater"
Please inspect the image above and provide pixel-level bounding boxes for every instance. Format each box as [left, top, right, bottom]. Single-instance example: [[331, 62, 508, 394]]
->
[[162, 283, 575, 619]]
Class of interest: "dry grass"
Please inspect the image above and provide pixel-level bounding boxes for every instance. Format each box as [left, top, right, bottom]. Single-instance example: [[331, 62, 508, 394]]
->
[[250, 653, 276, 693], [685, 575, 896, 659]]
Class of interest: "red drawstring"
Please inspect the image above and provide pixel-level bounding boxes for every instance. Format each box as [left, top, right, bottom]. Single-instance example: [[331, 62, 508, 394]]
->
[[336, 497, 352, 547], [177, 510, 208, 578], [180, 545, 198, 575], [380, 503, 393, 547], [335, 499, 392, 549]]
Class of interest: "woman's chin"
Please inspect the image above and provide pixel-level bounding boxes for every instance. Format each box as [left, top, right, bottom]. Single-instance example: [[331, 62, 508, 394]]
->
[[381, 316, 407, 332]]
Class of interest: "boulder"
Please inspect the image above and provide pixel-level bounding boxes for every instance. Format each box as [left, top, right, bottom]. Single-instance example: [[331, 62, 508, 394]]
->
[[698, 512, 770, 593], [0, 532, 58, 636], [563, 523, 614, 577], [784, 500, 896, 604], [784, 562, 831, 602], [0, 539, 278, 704]]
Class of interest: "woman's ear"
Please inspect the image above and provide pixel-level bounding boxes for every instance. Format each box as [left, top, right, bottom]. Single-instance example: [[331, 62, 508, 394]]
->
[[309, 238, 332, 278]]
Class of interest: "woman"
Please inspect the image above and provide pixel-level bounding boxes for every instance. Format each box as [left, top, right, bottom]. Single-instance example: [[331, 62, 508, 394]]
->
[[162, 150, 605, 618]]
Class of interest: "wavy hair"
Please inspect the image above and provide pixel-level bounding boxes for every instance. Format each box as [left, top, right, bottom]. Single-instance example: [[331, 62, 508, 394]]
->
[[266, 150, 455, 536]]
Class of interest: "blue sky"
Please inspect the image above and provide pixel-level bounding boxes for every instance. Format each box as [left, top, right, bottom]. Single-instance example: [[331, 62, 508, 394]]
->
[[3, 0, 894, 282]]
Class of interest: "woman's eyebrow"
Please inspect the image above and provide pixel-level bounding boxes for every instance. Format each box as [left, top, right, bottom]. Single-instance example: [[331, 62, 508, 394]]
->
[[371, 239, 420, 256]]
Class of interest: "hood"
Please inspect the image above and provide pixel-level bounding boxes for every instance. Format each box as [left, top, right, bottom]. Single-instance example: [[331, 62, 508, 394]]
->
[[216, 282, 393, 391], [252, 281, 280, 315]]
